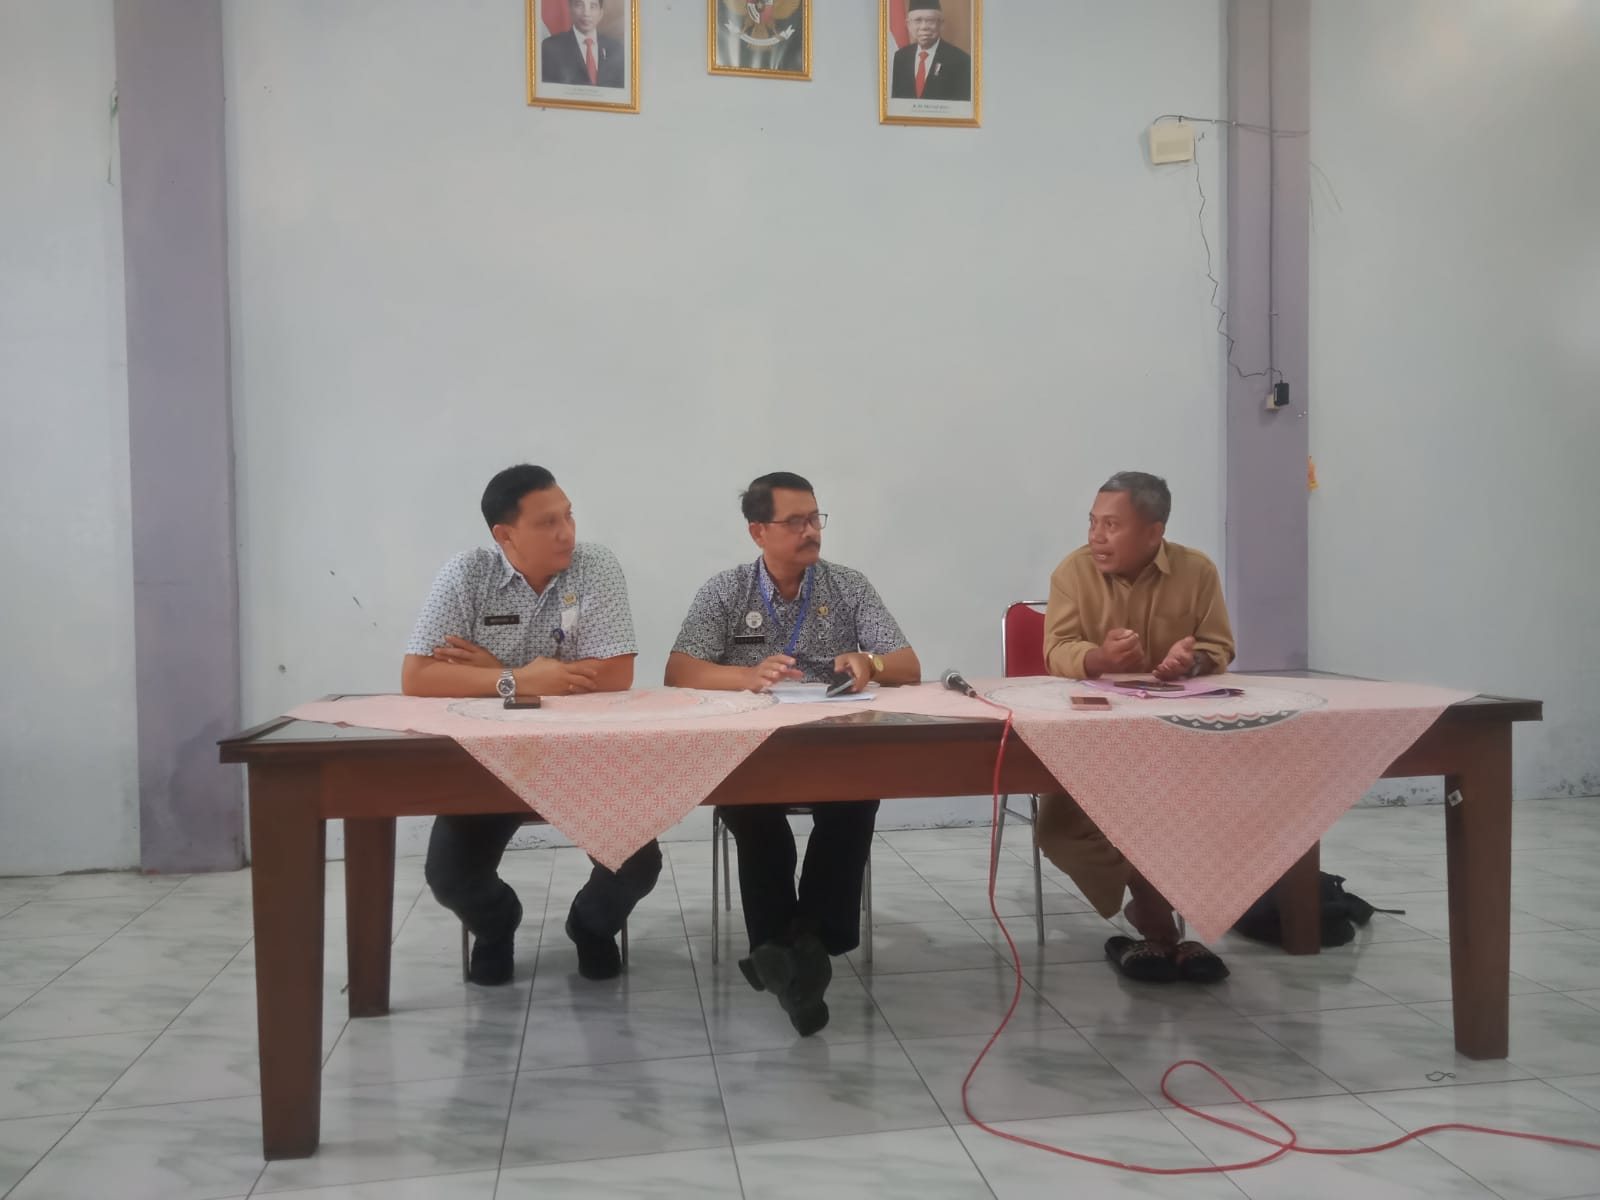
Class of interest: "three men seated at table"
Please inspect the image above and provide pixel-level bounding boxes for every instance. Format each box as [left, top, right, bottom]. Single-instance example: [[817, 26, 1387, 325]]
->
[[665, 472, 921, 1035], [399, 463, 1231, 1004], [1037, 471, 1237, 983]]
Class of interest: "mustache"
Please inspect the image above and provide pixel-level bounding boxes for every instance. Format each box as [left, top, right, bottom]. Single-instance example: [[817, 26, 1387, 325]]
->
[[799, 540, 820, 551]]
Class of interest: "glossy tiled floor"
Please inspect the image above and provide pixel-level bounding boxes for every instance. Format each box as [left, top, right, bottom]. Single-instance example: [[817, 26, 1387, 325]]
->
[[3, 797, 1600, 1199]]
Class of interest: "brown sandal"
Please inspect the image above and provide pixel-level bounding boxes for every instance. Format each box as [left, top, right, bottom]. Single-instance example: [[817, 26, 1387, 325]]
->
[[1104, 936, 1179, 983], [1173, 941, 1229, 983]]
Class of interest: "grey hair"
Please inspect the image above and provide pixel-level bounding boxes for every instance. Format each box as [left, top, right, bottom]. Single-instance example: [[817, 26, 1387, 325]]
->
[[1098, 471, 1171, 525]]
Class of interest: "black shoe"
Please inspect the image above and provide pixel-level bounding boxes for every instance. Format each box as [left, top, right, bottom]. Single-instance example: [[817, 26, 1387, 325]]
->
[[749, 934, 832, 1036], [468, 936, 515, 986], [565, 911, 623, 981], [467, 892, 523, 987], [737, 956, 765, 992]]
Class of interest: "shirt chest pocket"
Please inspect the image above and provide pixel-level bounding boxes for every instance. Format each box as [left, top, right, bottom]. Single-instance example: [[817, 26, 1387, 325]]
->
[[477, 616, 533, 665], [1148, 606, 1199, 653]]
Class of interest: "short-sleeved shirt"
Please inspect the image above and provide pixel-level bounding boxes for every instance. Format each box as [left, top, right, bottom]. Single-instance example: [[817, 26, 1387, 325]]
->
[[405, 542, 637, 669], [1044, 540, 1235, 679], [671, 558, 910, 682]]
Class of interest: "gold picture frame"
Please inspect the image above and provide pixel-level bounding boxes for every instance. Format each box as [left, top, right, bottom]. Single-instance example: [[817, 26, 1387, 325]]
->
[[527, 0, 640, 115], [879, 0, 981, 127], [708, 0, 811, 81]]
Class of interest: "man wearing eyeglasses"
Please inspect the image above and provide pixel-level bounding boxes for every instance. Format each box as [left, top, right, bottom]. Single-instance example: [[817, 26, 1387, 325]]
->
[[665, 471, 921, 1035]]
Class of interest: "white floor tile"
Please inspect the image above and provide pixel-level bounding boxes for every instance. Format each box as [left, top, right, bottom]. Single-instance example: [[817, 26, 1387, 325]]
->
[[0, 1112, 84, 1196], [954, 1108, 1252, 1199], [8, 1095, 265, 1200], [0, 972, 215, 1042], [1250, 1005, 1535, 1093], [255, 1074, 515, 1193], [715, 1037, 946, 1144], [532, 930, 698, 994], [1410, 991, 1600, 1079], [0, 896, 155, 941], [0, 1031, 157, 1119], [900, 1025, 1150, 1125], [1359, 1080, 1600, 1200], [518, 985, 710, 1070], [1078, 1015, 1346, 1108], [257, 1169, 498, 1199], [736, 1127, 993, 1198], [97, 1026, 265, 1108], [7, 807, 1600, 1198], [848, 918, 1008, 975], [1509, 931, 1600, 992], [700, 971, 894, 1054], [0, 936, 103, 990], [1030, 959, 1236, 1027], [1343, 936, 1548, 1004], [865, 966, 1069, 1040], [500, 1056, 728, 1167], [321, 1003, 530, 1088], [499, 1147, 742, 1198], [1164, 1093, 1497, 1199]]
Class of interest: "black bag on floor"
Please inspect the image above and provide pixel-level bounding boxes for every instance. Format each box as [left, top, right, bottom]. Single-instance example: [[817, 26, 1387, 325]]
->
[[1232, 871, 1398, 948]]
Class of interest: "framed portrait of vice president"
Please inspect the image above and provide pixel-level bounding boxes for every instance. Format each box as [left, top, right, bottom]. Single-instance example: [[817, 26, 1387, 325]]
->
[[528, 0, 639, 114], [880, 0, 981, 128]]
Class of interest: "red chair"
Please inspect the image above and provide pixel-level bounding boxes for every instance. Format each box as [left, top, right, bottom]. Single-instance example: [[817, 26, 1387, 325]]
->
[[996, 602, 1049, 946]]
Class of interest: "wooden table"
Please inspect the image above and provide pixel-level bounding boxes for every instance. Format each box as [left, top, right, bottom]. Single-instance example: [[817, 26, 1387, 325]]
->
[[220, 688, 1539, 1159]]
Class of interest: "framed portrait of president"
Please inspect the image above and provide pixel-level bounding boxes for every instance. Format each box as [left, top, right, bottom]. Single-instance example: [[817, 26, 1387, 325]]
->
[[527, 0, 639, 115], [709, 0, 810, 81], [879, 0, 981, 128]]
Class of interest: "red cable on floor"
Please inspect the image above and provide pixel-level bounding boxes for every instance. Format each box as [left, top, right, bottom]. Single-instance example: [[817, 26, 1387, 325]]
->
[[958, 695, 1600, 1175]]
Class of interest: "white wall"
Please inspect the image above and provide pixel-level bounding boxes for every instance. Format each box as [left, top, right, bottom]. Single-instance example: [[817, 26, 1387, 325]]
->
[[1310, 1, 1600, 802], [0, 1, 140, 873], [224, 1, 1228, 845]]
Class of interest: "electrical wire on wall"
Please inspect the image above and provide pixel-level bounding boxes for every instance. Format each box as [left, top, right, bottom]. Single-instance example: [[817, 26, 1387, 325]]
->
[[1149, 113, 1313, 393]]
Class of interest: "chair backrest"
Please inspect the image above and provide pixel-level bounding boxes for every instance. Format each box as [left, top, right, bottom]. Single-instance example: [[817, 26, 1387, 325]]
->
[[1001, 602, 1048, 677]]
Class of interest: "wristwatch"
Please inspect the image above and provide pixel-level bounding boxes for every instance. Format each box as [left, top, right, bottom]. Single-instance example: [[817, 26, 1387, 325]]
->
[[496, 670, 517, 699], [868, 654, 886, 679]]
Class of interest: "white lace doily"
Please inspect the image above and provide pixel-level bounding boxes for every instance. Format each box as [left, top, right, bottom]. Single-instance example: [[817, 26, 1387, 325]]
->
[[983, 677, 1328, 732]]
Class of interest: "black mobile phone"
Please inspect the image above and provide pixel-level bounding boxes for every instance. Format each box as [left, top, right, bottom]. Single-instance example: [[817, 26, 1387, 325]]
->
[[503, 695, 542, 709], [825, 670, 856, 698]]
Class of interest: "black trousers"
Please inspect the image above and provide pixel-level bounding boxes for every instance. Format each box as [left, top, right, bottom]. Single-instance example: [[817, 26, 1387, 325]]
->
[[424, 813, 662, 941], [716, 800, 879, 956]]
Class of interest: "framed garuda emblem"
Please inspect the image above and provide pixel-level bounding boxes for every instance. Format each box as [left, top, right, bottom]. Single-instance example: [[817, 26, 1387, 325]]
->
[[709, 0, 810, 81]]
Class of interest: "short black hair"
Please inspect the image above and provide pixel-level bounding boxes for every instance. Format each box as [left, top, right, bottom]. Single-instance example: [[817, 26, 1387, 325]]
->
[[481, 464, 557, 529], [740, 471, 814, 524], [1098, 471, 1171, 525]]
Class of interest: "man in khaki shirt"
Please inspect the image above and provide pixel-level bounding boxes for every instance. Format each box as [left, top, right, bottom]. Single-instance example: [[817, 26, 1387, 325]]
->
[[1037, 471, 1237, 984]]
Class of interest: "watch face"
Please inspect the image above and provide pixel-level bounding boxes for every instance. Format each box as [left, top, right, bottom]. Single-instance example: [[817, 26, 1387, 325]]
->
[[496, 675, 516, 698]]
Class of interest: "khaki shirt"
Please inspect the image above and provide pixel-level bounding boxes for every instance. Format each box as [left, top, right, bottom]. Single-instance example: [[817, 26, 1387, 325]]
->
[[1044, 541, 1236, 679]]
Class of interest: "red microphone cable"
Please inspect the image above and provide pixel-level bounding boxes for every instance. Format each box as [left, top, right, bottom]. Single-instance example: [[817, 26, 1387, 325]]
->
[[958, 690, 1600, 1175]]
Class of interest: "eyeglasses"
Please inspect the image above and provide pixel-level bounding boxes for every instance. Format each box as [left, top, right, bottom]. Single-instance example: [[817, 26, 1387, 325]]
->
[[765, 513, 827, 533]]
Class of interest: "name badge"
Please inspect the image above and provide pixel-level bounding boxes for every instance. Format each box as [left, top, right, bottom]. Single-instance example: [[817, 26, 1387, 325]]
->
[[560, 605, 579, 633], [733, 633, 766, 645], [483, 614, 521, 627]]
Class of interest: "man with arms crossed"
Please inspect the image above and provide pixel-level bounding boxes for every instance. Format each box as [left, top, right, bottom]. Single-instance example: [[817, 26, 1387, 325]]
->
[[403, 464, 660, 984], [666, 472, 921, 1035], [1038, 471, 1236, 983]]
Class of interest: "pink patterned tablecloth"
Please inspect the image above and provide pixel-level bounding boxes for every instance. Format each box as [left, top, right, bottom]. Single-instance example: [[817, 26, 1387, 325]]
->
[[980, 674, 1473, 941], [286, 676, 1469, 940], [285, 688, 947, 872]]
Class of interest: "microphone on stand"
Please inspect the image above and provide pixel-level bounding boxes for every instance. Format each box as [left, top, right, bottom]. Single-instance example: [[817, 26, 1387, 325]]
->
[[941, 669, 980, 699]]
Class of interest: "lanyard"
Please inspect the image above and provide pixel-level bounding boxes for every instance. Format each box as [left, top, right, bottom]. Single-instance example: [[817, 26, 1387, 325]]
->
[[756, 558, 813, 657]]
